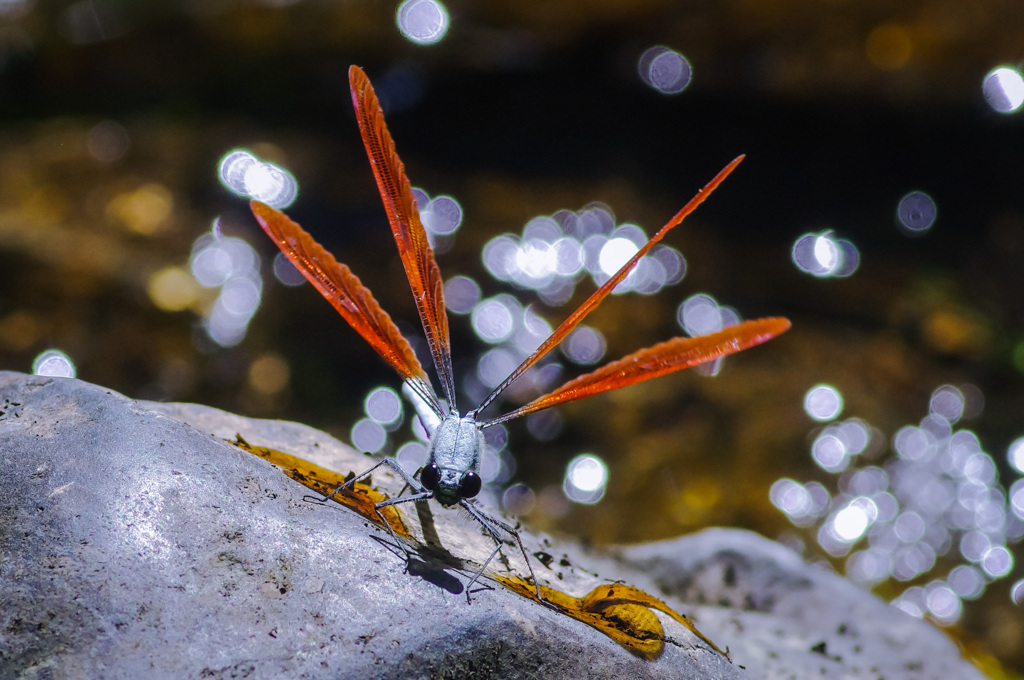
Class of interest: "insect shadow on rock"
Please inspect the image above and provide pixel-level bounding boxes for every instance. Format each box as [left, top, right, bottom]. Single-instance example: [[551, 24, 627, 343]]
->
[[250, 65, 791, 603], [371, 531, 467, 597]]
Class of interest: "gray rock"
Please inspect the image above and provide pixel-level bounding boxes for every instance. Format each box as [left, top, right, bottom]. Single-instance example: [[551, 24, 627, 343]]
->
[[0, 372, 982, 679], [611, 533, 983, 679]]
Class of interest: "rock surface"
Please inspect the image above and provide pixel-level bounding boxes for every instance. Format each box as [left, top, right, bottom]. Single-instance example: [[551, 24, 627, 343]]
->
[[0, 372, 984, 679]]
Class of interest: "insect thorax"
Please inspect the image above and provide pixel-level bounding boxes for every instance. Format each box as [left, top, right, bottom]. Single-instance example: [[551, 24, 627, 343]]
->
[[427, 413, 485, 502]]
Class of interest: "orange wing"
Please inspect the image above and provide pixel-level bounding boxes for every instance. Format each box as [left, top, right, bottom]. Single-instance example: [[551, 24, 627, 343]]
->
[[349, 65, 457, 411], [484, 317, 790, 426], [251, 201, 441, 415], [472, 155, 745, 417]]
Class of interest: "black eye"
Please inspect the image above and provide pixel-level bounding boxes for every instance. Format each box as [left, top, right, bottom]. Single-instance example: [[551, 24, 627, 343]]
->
[[459, 472, 481, 499], [420, 464, 440, 491]]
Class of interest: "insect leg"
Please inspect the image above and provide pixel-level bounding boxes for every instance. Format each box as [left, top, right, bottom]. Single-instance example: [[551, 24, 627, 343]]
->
[[320, 457, 423, 503], [460, 499, 543, 604], [371, 490, 435, 562], [314, 458, 433, 563]]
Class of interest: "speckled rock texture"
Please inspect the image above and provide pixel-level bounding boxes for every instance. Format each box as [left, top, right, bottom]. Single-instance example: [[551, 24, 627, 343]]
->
[[0, 372, 983, 679]]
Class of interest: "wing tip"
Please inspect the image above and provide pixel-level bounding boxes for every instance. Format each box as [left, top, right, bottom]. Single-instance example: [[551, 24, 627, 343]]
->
[[249, 199, 275, 225], [753, 316, 792, 342], [349, 64, 369, 94]]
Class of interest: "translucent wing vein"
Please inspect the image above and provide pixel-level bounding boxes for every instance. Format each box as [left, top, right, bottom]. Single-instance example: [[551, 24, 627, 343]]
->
[[251, 200, 440, 415], [349, 65, 457, 411], [484, 317, 791, 426]]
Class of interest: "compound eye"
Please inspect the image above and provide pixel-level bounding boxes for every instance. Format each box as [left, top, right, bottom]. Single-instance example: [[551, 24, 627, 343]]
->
[[459, 471, 481, 499], [420, 464, 440, 491]]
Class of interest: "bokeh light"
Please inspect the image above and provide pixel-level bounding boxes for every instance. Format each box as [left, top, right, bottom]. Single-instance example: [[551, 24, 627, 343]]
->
[[948, 564, 986, 599], [833, 497, 877, 542], [562, 326, 606, 366], [396, 441, 428, 473], [502, 483, 536, 515], [482, 426, 514, 485], [896, 191, 937, 235], [476, 347, 518, 390], [32, 348, 76, 378], [770, 478, 831, 527], [1011, 480, 1024, 520], [1008, 437, 1024, 474], [482, 204, 684, 305], [396, 0, 449, 46], [775, 383, 1021, 620], [106, 183, 173, 235], [471, 296, 516, 344], [892, 542, 937, 581], [364, 386, 403, 428], [929, 384, 964, 423], [982, 66, 1024, 114], [678, 294, 723, 337], [444, 275, 481, 315], [516, 238, 559, 284], [598, 237, 639, 280], [980, 545, 1013, 577], [846, 547, 893, 585], [676, 294, 737, 376], [479, 437, 505, 484], [638, 46, 692, 95], [924, 580, 962, 623], [272, 252, 307, 287], [526, 410, 562, 444], [892, 587, 926, 618], [460, 196, 701, 421], [563, 454, 608, 504], [350, 417, 387, 454], [893, 425, 932, 461], [412, 189, 463, 253], [894, 510, 926, 542], [86, 120, 130, 163], [1011, 579, 1024, 606], [189, 226, 263, 348], [248, 354, 290, 396], [791, 230, 859, 277], [813, 431, 850, 472], [147, 266, 200, 312], [218, 149, 297, 208], [804, 384, 844, 421], [420, 195, 462, 235]]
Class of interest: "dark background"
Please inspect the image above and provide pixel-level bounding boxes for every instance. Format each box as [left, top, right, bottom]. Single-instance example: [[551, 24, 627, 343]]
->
[[0, 1, 1021, 674]]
